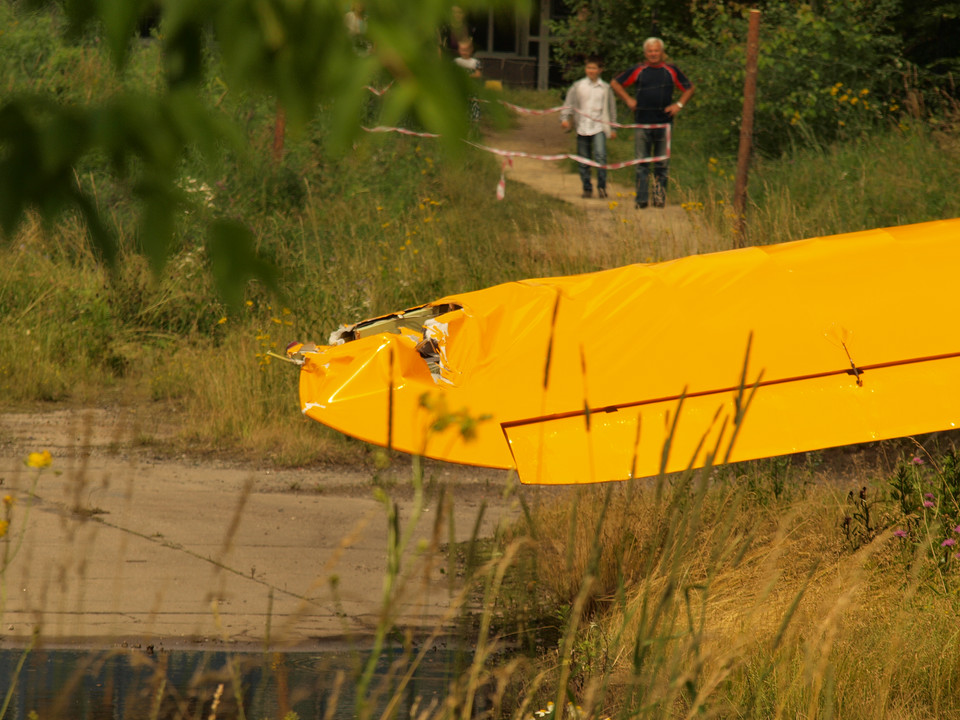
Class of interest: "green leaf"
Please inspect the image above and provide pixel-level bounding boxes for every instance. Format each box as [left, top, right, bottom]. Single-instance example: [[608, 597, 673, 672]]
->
[[206, 219, 278, 309], [136, 176, 179, 273], [95, 0, 150, 68]]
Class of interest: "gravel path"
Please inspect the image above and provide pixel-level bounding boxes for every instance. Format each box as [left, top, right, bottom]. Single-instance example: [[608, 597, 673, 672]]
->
[[484, 111, 725, 261]]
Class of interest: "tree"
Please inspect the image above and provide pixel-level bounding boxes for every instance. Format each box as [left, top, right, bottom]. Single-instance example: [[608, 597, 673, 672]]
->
[[0, 0, 516, 305], [550, 0, 694, 82], [892, 0, 960, 75], [680, 0, 903, 155], [551, 0, 906, 156]]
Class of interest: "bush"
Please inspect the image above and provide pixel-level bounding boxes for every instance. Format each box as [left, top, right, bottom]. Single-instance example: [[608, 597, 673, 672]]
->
[[550, 0, 906, 156], [680, 0, 903, 156]]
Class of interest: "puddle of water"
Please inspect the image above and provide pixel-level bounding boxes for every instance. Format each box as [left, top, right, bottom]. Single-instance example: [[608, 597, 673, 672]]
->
[[0, 643, 475, 720]]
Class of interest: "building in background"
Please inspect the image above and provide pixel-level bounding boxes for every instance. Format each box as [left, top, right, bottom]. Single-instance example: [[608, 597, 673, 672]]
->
[[468, 1, 568, 89]]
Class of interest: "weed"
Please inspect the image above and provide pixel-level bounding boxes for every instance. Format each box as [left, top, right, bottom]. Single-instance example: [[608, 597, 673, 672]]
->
[[842, 485, 879, 548], [889, 459, 921, 517]]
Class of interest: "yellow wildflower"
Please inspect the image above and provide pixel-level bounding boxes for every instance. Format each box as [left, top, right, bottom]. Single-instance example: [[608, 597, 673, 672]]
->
[[0, 520, 8, 538], [217, 316, 227, 325], [26, 450, 52, 468], [3, 494, 13, 508]]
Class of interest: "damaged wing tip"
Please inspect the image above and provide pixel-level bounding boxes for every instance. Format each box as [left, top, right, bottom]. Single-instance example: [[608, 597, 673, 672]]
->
[[285, 340, 320, 366], [329, 325, 352, 346]]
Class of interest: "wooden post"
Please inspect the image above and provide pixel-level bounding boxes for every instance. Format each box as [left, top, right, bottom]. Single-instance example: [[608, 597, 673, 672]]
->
[[733, 9, 761, 248], [272, 102, 286, 164], [537, 0, 551, 90]]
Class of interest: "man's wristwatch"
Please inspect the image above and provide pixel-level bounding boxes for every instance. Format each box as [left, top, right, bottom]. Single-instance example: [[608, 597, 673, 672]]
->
[[676, 101, 684, 109]]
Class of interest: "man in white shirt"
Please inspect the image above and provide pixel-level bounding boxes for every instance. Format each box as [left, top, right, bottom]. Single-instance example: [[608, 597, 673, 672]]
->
[[561, 56, 617, 199]]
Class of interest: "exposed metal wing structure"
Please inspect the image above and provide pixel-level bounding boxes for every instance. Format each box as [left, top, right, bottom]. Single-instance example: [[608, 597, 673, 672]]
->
[[288, 218, 960, 484]]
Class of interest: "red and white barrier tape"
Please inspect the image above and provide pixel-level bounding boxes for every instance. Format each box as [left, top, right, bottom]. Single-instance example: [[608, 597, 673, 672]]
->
[[363, 83, 394, 96], [464, 137, 670, 170], [496, 157, 513, 200], [497, 100, 664, 130], [362, 125, 671, 168], [364, 86, 677, 130], [360, 121, 672, 197], [363, 125, 441, 138]]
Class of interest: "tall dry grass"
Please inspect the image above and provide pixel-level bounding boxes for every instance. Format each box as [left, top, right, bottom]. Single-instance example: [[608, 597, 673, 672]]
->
[[502, 440, 960, 719], [671, 120, 960, 249]]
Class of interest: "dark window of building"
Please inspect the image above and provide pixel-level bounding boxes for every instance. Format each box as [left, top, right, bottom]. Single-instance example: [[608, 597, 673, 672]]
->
[[528, 0, 541, 37], [467, 11, 488, 52], [493, 8, 518, 53]]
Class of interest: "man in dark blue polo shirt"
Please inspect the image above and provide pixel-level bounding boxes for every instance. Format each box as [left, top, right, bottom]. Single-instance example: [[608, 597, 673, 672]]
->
[[611, 37, 694, 209]]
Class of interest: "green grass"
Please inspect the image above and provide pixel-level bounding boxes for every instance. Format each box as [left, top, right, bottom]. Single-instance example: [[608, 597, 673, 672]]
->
[[668, 112, 960, 247], [3, 67, 959, 464]]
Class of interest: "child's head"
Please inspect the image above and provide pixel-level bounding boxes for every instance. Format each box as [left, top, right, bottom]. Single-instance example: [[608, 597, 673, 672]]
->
[[457, 37, 474, 59], [585, 55, 603, 81]]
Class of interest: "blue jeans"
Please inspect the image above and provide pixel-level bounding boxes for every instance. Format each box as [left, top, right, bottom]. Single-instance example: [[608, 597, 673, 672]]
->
[[635, 127, 669, 206], [576, 132, 607, 192]]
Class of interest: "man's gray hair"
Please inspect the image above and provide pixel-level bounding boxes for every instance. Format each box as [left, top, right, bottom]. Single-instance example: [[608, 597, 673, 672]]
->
[[643, 37, 664, 51]]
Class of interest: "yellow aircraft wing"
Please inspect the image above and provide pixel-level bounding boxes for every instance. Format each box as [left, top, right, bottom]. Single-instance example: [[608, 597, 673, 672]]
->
[[289, 218, 960, 484]]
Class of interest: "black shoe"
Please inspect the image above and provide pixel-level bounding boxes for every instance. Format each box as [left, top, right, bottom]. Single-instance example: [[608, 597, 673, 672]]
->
[[598, 188, 607, 199], [582, 189, 593, 198], [653, 200, 665, 208], [636, 201, 648, 209]]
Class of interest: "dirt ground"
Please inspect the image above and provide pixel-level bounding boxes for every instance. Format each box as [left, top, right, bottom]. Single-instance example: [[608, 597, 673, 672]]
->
[[0, 407, 539, 650], [0, 116, 716, 652]]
